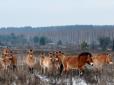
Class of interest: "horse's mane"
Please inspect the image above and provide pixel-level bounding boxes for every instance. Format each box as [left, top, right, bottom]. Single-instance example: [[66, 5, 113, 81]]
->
[[78, 52, 92, 58]]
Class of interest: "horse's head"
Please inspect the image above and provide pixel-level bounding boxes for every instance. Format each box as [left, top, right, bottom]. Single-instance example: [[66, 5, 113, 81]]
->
[[106, 54, 113, 64], [87, 55, 93, 66]]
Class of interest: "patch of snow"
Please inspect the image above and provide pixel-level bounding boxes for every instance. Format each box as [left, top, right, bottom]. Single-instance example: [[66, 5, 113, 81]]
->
[[72, 78, 87, 85], [35, 72, 50, 82], [34, 71, 87, 85], [11, 82, 16, 85]]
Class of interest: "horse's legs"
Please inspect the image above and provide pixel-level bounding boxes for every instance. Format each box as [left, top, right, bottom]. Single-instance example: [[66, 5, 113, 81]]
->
[[13, 65, 17, 71], [31, 68, 33, 73], [29, 66, 34, 74], [78, 67, 84, 76], [43, 67, 46, 74], [29, 67, 31, 73], [63, 61, 68, 74], [41, 67, 43, 74]]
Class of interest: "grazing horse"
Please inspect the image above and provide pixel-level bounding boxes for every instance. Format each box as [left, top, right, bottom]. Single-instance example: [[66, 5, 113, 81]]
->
[[56, 52, 93, 75], [92, 53, 113, 72], [25, 49, 36, 73]]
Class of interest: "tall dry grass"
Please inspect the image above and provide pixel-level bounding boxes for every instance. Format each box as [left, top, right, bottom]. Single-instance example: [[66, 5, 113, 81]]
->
[[0, 52, 113, 85]]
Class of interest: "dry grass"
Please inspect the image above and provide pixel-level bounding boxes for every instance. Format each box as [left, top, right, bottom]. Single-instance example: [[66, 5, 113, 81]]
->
[[0, 51, 114, 85]]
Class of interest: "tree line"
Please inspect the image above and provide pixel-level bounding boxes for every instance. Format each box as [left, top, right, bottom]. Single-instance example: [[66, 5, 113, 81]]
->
[[0, 33, 53, 47], [0, 25, 114, 51], [0, 32, 114, 51]]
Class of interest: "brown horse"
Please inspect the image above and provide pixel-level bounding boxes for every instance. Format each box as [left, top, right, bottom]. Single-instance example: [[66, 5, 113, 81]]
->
[[55, 51, 93, 75]]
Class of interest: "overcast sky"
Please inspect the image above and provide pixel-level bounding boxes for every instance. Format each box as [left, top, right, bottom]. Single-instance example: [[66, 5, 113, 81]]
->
[[0, 0, 114, 27]]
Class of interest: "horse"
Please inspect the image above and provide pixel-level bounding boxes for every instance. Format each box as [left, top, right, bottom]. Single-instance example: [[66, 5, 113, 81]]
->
[[55, 51, 93, 75], [92, 53, 113, 72], [25, 49, 36, 73]]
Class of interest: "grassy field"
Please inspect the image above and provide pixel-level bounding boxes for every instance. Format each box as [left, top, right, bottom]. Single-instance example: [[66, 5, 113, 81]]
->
[[0, 50, 114, 85]]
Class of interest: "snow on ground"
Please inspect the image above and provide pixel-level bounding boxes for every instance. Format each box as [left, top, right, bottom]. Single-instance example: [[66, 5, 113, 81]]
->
[[35, 71, 87, 85], [72, 78, 87, 85]]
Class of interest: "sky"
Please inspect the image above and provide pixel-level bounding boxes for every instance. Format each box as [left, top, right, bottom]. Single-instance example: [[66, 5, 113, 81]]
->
[[0, 0, 114, 27]]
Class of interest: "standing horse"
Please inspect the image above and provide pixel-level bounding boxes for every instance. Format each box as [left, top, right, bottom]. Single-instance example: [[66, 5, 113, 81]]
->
[[0, 57, 11, 70], [92, 53, 113, 72], [54, 51, 65, 74], [0, 48, 12, 71], [9, 51, 17, 71], [2, 47, 11, 58], [39, 52, 61, 74], [56, 52, 93, 75], [39, 52, 55, 74], [25, 49, 36, 73]]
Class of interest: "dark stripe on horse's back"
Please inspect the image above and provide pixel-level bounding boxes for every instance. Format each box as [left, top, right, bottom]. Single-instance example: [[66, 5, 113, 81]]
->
[[78, 52, 92, 57]]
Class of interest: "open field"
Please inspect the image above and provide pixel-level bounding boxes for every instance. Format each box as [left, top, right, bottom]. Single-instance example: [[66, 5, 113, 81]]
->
[[0, 50, 114, 85]]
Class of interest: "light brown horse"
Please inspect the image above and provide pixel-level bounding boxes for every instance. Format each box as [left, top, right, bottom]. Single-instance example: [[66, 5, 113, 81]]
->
[[25, 49, 36, 73], [1, 48, 17, 71], [0, 57, 11, 70], [39, 52, 55, 74], [92, 53, 113, 72], [2, 47, 11, 58]]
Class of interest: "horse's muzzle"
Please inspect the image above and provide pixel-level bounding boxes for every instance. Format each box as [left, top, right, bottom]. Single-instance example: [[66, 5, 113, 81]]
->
[[90, 63, 94, 66]]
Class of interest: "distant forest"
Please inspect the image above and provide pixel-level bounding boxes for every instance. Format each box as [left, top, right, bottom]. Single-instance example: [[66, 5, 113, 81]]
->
[[0, 25, 114, 51]]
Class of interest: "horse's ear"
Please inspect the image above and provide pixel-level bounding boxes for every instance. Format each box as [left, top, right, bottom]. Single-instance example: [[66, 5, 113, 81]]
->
[[58, 51, 62, 53], [49, 52, 52, 55], [52, 52, 55, 56], [61, 52, 64, 55], [55, 51, 58, 54], [10, 51, 13, 54], [30, 49, 32, 52]]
